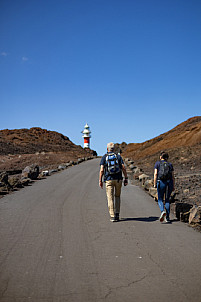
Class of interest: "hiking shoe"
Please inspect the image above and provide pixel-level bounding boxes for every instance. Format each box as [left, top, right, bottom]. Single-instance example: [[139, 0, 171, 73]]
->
[[165, 217, 171, 223], [115, 213, 119, 221], [159, 211, 166, 222]]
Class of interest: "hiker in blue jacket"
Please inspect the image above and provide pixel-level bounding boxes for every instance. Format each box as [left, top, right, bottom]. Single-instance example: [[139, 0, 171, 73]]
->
[[154, 151, 175, 223], [99, 142, 128, 222]]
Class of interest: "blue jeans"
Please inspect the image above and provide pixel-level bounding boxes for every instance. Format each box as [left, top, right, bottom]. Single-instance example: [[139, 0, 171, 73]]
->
[[157, 180, 173, 219]]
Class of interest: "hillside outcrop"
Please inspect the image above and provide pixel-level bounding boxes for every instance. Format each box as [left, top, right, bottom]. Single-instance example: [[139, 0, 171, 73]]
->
[[0, 127, 96, 171], [115, 116, 201, 175], [0, 127, 85, 154], [117, 116, 201, 229]]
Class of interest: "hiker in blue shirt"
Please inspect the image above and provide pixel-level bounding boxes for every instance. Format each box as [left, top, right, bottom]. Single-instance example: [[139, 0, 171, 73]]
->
[[99, 142, 128, 222], [154, 151, 175, 223]]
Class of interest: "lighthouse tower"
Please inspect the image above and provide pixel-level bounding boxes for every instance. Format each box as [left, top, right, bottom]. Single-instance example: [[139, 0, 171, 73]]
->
[[82, 123, 91, 148]]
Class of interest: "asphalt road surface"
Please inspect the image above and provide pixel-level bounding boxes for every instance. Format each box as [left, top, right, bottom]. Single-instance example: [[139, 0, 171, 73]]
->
[[0, 158, 201, 302]]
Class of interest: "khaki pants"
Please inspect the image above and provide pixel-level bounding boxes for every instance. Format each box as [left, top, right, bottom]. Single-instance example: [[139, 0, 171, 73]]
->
[[105, 180, 122, 218]]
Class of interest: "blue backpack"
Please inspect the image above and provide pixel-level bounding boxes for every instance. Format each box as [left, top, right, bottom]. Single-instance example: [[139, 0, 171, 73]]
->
[[106, 153, 121, 174]]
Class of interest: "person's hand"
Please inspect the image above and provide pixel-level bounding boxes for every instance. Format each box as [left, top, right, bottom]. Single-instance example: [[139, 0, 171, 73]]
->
[[99, 180, 103, 189], [124, 178, 128, 186]]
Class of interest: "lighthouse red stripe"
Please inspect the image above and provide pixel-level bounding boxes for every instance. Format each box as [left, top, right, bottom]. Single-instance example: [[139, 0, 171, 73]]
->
[[84, 138, 89, 143]]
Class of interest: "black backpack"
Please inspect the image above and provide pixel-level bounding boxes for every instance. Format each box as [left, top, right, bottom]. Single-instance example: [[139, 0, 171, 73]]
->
[[158, 161, 171, 181], [105, 153, 121, 174]]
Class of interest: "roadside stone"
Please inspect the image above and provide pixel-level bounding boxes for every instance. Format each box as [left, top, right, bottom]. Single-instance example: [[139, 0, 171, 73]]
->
[[21, 177, 31, 186], [21, 165, 39, 180], [129, 164, 136, 170], [58, 165, 67, 170], [149, 187, 158, 200], [0, 172, 12, 190], [144, 179, 153, 191], [133, 173, 142, 180], [49, 169, 58, 174], [133, 167, 142, 174], [41, 170, 49, 176], [139, 174, 150, 185], [189, 206, 201, 225], [175, 202, 193, 221], [124, 158, 130, 165], [65, 163, 71, 167], [9, 176, 23, 188]]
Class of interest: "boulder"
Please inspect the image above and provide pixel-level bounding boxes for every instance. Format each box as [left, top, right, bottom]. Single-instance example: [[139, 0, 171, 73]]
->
[[65, 163, 72, 167], [129, 164, 136, 170], [189, 206, 201, 225], [41, 170, 49, 176], [9, 176, 23, 188], [20, 177, 31, 186], [49, 169, 58, 174], [149, 187, 158, 200], [21, 165, 39, 180], [139, 174, 150, 185], [124, 158, 130, 164], [58, 165, 67, 170], [133, 173, 141, 180], [0, 172, 12, 190], [144, 179, 153, 191], [175, 203, 193, 221], [133, 167, 142, 174]]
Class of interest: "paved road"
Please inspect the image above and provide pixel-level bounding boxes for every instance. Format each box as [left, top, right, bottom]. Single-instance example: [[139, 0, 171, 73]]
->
[[0, 158, 201, 302]]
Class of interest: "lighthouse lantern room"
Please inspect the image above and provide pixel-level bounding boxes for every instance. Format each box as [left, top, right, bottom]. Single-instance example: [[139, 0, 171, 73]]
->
[[82, 123, 91, 148]]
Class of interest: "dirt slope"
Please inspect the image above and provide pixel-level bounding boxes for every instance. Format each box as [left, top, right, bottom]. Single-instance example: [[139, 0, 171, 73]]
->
[[0, 127, 95, 171], [122, 116, 201, 161], [119, 116, 201, 175], [0, 127, 84, 154], [118, 116, 201, 211]]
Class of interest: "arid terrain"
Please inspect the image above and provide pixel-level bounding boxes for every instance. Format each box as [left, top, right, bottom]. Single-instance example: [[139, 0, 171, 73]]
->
[[0, 117, 200, 228], [0, 127, 96, 171], [118, 116, 201, 205], [115, 116, 201, 229]]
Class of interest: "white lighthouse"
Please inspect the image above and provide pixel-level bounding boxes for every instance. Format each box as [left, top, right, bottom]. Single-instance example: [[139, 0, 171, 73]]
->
[[82, 123, 91, 148]]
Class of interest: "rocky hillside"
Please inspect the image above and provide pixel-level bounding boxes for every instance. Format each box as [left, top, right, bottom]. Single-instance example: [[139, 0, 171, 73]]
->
[[117, 117, 201, 227], [0, 127, 96, 171], [0, 127, 85, 154], [119, 116, 201, 176]]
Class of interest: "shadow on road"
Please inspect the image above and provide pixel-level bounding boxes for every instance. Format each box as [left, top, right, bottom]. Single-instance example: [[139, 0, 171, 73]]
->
[[120, 217, 178, 224], [120, 216, 158, 222]]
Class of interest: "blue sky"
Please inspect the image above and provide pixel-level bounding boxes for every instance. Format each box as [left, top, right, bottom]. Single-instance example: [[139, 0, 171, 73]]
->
[[0, 0, 201, 155]]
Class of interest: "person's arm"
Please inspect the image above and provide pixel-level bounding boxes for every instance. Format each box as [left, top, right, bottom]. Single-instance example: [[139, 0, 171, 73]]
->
[[99, 165, 104, 189], [154, 168, 157, 188], [122, 164, 128, 186]]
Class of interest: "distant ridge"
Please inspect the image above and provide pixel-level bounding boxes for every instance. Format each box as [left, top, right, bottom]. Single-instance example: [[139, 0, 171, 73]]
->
[[0, 127, 84, 155]]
